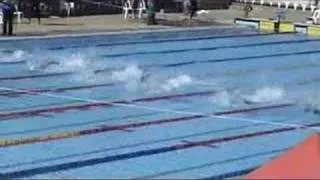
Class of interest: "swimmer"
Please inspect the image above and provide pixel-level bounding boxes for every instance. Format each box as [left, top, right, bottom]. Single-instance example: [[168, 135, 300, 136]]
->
[[29, 60, 60, 71], [39, 61, 60, 70], [140, 71, 151, 83], [242, 95, 262, 104], [304, 103, 320, 115], [243, 98, 255, 105], [243, 3, 253, 18]]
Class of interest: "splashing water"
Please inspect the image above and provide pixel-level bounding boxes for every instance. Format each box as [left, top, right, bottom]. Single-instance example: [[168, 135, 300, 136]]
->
[[27, 51, 110, 83], [63, 53, 110, 83], [12, 50, 25, 60], [242, 87, 286, 104], [161, 74, 192, 92], [137, 73, 194, 94], [0, 50, 26, 62], [59, 54, 87, 72], [111, 64, 144, 91], [210, 90, 233, 108]]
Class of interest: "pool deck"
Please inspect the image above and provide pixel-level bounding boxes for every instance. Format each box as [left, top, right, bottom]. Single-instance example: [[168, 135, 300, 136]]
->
[[9, 3, 313, 37]]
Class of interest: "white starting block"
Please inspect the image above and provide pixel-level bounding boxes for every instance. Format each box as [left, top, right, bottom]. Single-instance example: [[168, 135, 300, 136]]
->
[[308, 8, 320, 24], [14, 11, 23, 23], [64, 2, 71, 17], [70, 2, 75, 9], [123, 0, 146, 19], [138, 0, 146, 19], [123, 0, 134, 19], [64, 2, 74, 17]]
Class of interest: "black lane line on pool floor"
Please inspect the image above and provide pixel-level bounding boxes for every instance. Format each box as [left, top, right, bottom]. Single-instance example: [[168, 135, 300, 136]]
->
[[181, 140, 218, 149], [2, 58, 320, 98], [2, 46, 320, 84], [0, 72, 72, 81], [39, 32, 297, 51], [0, 60, 26, 65], [0, 110, 161, 137], [0, 66, 318, 124], [0, 34, 306, 67], [0, 82, 116, 97], [101, 38, 320, 58], [135, 147, 288, 179], [0, 90, 217, 120], [0, 81, 298, 123], [1, 63, 319, 111], [0, 103, 294, 148], [1, 122, 318, 178], [0, 66, 318, 117], [2, 112, 302, 174], [161, 49, 320, 68], [0, 122, 288, 170], [0, 67, 316, 122], [1, 58, 320, 113], [0, 35, 317, 69], [0, 102, 204, 137], [0, 32, 287, 55]]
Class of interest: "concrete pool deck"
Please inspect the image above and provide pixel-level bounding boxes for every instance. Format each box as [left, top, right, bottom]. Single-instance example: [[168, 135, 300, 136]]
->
[[8, 3, 313, 37]]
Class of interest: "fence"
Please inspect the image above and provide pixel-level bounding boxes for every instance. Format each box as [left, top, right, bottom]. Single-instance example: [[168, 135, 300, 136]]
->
[[234, 0, 319, 11]]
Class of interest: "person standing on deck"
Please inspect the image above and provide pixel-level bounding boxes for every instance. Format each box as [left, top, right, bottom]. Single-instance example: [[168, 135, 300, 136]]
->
[[243, 3, 253, 18], [189, 0, 198, 20], [183, 0, 198, 21], [32, 0, 41, 24], [0, 0, 15, 36], [147, 0, 157, 25], [132, 0, 139, 19]]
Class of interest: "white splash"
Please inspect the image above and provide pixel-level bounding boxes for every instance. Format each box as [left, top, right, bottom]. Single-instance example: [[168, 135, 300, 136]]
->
[[26, 51, 109, 83], [111, 64, 143, 91], [161, 74, 192, 92], [12, 50, 25, 60], [63, 53, 108, 83], [242, 87, 286, 104], [1, 50, 26, 62], [210, 90, 233, 108], [57, 53, 87, 72]]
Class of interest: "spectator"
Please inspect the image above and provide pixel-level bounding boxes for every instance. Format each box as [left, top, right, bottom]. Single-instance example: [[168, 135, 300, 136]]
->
[[183, 0, 198, 20], [32, 0, 41, 24], [243, 3, 253, 18], [0, 0, 15, 36], [147, 0, 156, 25], [132, 0, 139, 19], [190, 0, 198, 19]]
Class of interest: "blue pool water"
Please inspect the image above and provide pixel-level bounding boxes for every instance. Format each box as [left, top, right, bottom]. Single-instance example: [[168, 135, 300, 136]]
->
[[1, 26, 320, 179]]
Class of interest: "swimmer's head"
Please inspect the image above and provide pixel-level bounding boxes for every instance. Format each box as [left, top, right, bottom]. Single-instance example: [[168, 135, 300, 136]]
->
[[140, 71, 151, 82]]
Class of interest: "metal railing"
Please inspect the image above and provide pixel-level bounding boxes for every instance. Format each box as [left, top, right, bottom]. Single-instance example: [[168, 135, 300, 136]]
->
[[234, 0, 319, 11]]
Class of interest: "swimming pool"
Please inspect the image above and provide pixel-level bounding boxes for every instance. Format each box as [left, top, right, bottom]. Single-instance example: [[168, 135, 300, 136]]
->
[[0, 26, 320, 179]]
